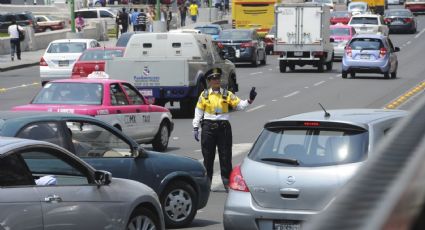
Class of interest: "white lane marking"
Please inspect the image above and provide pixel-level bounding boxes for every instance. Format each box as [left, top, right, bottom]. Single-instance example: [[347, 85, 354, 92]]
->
[[402, 44, 407, 47], [203, 143, 253, 191], [304, 86, 309, 89], [415, 28, 425, 39], [0, 82, 39, 92], [335, 74, 342, 77], [314, 81, 325, 86], [272, 99, 277, 102], [284, 91, 299, 98], [406, 41, 412, 45], [246, 104, 265, 112], [172, 137, 179, 140], [250, 72, 262, 75], [329, 77, 334, 79], [268, 68, 273, 71]]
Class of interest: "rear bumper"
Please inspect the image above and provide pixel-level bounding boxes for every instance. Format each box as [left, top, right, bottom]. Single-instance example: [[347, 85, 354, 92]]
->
[[342, 57, 390, 73], [40, 67, 73, 83], [223, 190, 317, 230], [388, 23, 415, 32], [406, 5, 425, 12]]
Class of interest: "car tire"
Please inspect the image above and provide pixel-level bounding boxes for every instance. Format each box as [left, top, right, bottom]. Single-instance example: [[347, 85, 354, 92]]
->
[[289, 64, 295, 71], [251, 53, 259, 67], [261, 52, 267, 65], [127, 207, 160, 230], [317, 60, 324, 73], [342, 72, 347, 79], [152, 121, 170, 152], [279, 60, 287, 73], [384, 71, 390, 79], [161, 181, 198, 228]]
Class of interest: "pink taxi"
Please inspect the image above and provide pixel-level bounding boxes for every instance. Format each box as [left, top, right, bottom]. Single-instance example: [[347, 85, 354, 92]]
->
[[330, 24, 356, 60], [12, 73, 174, 152]]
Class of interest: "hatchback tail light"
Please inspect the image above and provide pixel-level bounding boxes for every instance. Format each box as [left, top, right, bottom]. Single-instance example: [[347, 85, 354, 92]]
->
[[345, 46, 352, 57], [229, 165, 249, 192], [40, 57, 48, 66], [240, 42, 254, 48], [384, 18, 392, 24], [380, 47, 387, 58], [216, 42, 224, 49], [403, 18, 413, 23]]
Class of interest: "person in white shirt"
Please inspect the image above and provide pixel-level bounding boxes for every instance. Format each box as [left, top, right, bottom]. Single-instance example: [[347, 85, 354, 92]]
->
[[7, 19, 24, 61]]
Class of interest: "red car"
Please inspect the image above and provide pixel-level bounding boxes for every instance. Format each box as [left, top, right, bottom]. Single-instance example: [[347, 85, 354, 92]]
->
[[72, 47, 125, 78], [405, 0, 425, 14], [330, 11, 352, 25]]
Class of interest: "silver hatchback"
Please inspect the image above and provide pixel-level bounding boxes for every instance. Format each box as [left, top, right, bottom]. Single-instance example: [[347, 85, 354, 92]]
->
[[223, 109, 407, 230]]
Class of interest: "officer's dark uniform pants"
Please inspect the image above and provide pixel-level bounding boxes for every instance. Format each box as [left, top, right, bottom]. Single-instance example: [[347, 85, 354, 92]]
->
[[201, 120, 232, 187]]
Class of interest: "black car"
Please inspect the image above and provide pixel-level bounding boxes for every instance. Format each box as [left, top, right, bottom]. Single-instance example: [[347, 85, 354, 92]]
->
[[384, 9, 417, 34], [0, 11, 40, 33], [0, 111, 210, 228], [216, 29, 267, 67]]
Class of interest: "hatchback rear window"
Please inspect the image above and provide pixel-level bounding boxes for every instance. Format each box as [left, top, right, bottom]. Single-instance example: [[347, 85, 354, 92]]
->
[[349, 38, 383, 50], [330, 27, 351, 36], [350, 17, 378, 25], [47, 42, 87, 53], [249, 124, 368, 167], [79, 49, 124, 61]]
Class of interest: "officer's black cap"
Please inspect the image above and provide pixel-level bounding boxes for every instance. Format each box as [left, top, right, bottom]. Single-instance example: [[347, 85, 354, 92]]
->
[[207, 68, 222, 80]]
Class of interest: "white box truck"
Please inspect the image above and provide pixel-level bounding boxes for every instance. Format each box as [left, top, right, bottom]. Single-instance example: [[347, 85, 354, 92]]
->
[[275, 3, 334, 72]]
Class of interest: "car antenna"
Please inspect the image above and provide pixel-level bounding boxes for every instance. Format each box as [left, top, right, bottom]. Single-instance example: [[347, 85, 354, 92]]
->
[[318, 103, 330, 118]]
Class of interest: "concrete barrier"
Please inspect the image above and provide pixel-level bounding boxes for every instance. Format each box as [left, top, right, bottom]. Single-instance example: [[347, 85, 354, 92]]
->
[[0, 21, 108, 55]]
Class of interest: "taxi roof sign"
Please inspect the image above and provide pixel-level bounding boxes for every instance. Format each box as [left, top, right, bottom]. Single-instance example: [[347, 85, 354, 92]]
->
[[87, 71, 110, 79]]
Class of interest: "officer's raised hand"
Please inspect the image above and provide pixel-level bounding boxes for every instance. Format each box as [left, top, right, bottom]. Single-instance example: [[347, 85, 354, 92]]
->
[[249, 87, 257, 104], [193, 127, 200, 142]]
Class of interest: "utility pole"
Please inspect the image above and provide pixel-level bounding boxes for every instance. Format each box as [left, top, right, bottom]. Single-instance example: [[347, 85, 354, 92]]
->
[[70, 0, 76, 32], [156, 0, 160, 21]]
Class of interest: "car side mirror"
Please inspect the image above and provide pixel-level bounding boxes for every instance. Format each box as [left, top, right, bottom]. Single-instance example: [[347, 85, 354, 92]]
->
[[394, 47, 400, 52], [94, 170, 112, 186], [137, 145, 148, 158], [330, 38, 335, 43]]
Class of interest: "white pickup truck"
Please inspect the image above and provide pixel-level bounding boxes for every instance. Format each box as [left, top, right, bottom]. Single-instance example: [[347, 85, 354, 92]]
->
[[275, 3, 334, 72], [105, 33, 238, 117]]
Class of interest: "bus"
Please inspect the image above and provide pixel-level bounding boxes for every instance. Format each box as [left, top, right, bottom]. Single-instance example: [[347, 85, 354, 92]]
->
[[231, 0, 277, 37]]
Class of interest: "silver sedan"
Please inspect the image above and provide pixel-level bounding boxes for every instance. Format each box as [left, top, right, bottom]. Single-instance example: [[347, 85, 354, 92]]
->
[[223, 109, 407, 230], [0, 137, 164, 230]]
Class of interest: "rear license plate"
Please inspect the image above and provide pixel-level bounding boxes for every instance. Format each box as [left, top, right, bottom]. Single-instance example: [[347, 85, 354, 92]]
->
[[139, 89, 153, 97], [58, 60, 69, 66], [274, 221, 301, 230], [360, 54, 370, 59], [360, 27, 367, 31], [235, 49, 240, 58], [294, 52, 303, 56]]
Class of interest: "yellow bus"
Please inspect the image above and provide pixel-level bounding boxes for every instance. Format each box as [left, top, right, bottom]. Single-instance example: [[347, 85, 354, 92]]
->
[[231, 0, 277, 37]]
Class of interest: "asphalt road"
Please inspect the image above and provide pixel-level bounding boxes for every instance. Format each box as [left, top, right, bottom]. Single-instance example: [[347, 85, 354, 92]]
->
[[0, 8, 424, 230]]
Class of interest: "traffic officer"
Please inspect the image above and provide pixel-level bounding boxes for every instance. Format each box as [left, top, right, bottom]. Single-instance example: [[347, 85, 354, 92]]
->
[[192, 68, 257, 191]]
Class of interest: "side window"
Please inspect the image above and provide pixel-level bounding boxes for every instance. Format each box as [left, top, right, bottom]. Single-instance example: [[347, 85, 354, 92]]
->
[[20, 149, 91, 185], [16, 122, 71, 152], [121, 83, 145, 105], [78, 11, 97, 19], [37, 16, 46, 22], [379, 16, 385, 25], [5, 15, 15, 22], [110, 83, 129, 105], [65, 121, 132, 158], [100, 10, 113, 18], [0, 154, 35, 186]]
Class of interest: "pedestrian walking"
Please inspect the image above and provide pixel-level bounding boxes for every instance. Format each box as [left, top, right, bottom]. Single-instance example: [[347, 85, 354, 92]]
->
[[8, 19, 24, 61], [136, 9, 147, 31], [189, 0, 198, 23], [131, 8, 139, 31], [75, 13, 85, 33], [179, 3, 187, 27], [147, 7, 155, 32], [119, 8, 129, 34], [192, 68, 257, 191], [166, 6, 172, 31]]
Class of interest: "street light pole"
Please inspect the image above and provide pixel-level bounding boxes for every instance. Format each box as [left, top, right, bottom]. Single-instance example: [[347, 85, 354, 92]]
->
[[156, 0, 160, 21], [70, 0, 76, 32]]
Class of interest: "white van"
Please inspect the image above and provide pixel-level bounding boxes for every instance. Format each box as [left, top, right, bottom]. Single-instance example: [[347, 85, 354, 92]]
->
[[74, 8, 117, 29]]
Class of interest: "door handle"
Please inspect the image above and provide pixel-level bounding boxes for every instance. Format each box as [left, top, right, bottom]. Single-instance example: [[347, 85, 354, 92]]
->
[[116, 110, 121, 114], [280, 188, 300, 199], [44, 194, 63, 203]]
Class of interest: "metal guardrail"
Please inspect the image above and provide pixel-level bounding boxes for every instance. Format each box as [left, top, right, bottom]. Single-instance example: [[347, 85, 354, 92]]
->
[[304, 93, 425, 230]]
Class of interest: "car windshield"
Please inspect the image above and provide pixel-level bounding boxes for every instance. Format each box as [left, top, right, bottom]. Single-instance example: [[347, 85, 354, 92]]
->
[[32, 82, 103, 105], [195, 27, 220, 35], [79, 49, 124, 61], [349, 38, 383, 50], [313, 0, 332, 4], [331, 27, 351, 36], [331, 11, 350, 17], [248, 127, 369, 167], [219, 30, 252, 40], [350, 17, 378, 25], [385, 10, 412, 17], [47, 42, 87, 53], [115, 33, 133, 47], [349, 3, 367, 11]]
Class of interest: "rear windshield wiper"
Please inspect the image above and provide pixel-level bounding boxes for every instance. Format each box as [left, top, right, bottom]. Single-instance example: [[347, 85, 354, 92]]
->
[[260, 157, 300, 165]]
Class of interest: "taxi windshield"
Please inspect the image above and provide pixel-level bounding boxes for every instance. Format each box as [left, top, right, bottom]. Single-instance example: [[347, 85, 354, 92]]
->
[[79, 49, 124, 61], [195, 27, 220, 35], [47, 42, 87, 53], [32, 82, 103, 105]]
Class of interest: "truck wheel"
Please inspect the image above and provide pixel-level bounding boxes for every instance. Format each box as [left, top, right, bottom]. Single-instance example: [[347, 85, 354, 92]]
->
[[181, 98, 197, 118], [342, 72, 347, 79], [152, 121, 170, 152], [317, 60, 324, 72], [279, 61, 287, 73], [326, 60, 333, 71], [161, 181, 198, 228], [251, 53, 259, 67], [350, 73, 356, 78], [228, 77, 237, 93], [384, 72, 390, 79], [261, 53, 267, 65], [289, 64, 295, 71]]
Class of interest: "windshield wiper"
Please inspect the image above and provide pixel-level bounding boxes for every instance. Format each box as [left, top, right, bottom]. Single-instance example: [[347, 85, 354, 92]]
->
[[260, 157, 300, 165]]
